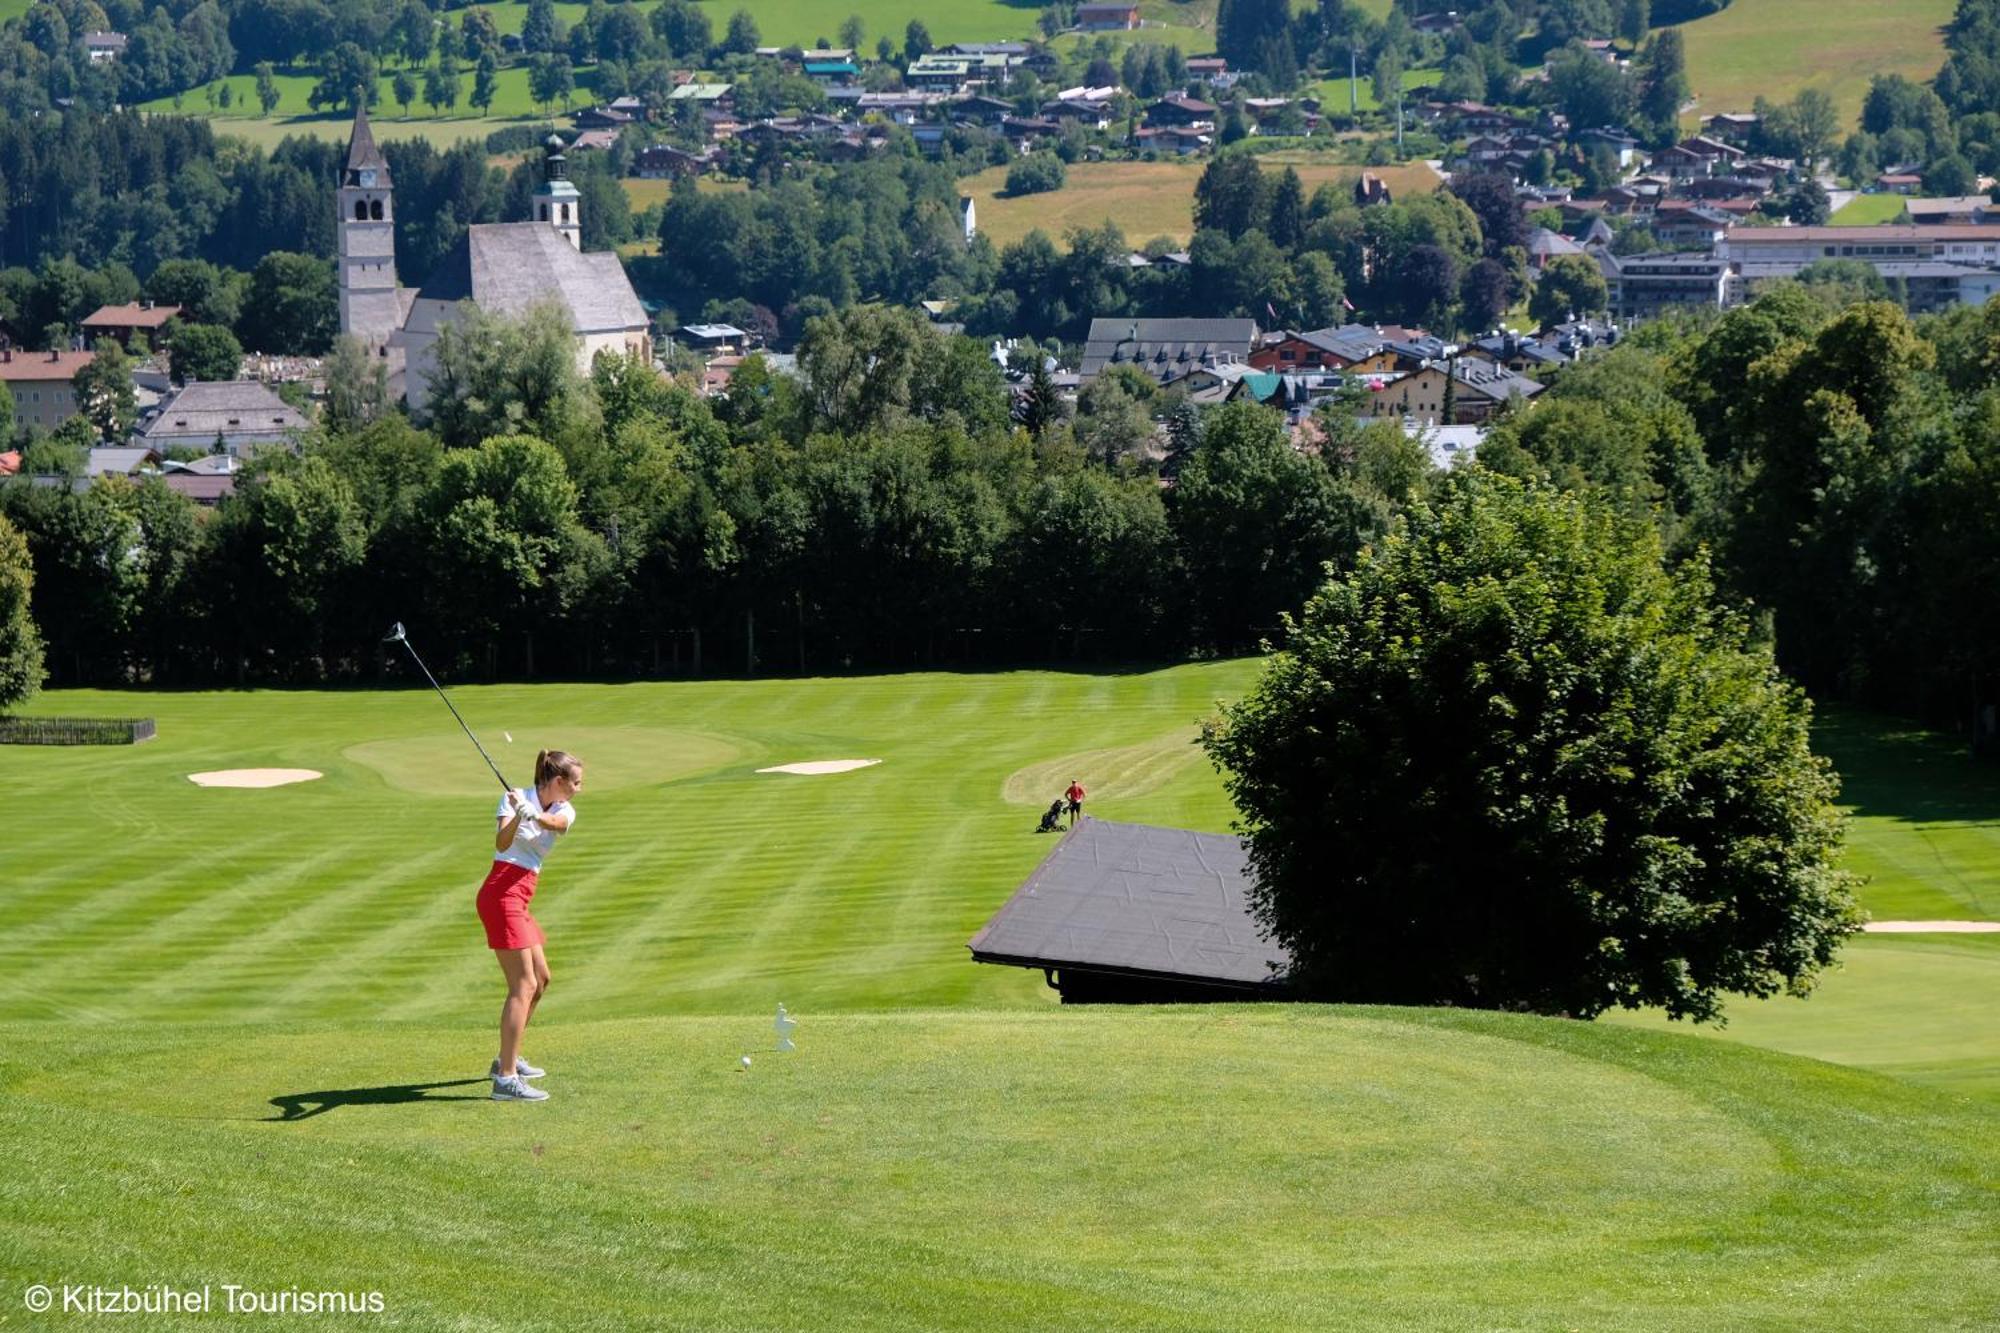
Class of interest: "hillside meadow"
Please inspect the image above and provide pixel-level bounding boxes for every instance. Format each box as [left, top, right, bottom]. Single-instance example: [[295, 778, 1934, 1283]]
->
[[964, 156, 1442, 249], [1676, 0, 1953, 128]]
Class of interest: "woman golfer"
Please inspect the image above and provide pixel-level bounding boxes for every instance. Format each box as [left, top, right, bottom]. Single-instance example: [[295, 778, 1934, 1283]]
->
[[478, 748, 583, 1102]]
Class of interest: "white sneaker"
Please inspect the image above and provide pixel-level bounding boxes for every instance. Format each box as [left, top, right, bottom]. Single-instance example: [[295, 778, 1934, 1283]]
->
[[491, 1075, 549, 1102], [490, 1057, 546, 1080]]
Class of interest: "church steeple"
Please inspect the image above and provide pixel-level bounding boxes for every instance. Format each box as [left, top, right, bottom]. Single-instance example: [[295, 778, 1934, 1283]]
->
[[534, 134, 582, 251], [344, 101, 391, 190], [337, 101, 401, 355]]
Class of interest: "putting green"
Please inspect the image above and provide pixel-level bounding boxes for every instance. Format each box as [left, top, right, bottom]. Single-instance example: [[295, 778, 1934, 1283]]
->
[[1001, 726, 1208, 806], [1608, 933, 2000, 1099], [344, 725, 751, 796]]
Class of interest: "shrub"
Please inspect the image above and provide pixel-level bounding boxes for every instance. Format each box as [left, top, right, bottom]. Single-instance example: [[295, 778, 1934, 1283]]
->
[[1004, 154, 1067, 197]]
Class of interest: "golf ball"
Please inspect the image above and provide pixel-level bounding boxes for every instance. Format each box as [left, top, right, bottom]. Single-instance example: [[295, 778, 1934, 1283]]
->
[[740, 1055, 752, 1069]]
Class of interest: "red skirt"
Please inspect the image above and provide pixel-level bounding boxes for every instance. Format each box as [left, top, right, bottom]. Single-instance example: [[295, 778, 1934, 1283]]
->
[[476, 861, 544, 951]]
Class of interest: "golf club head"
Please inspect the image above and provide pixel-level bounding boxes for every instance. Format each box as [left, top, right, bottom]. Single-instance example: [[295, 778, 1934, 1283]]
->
[[383, 622, 407, 644]]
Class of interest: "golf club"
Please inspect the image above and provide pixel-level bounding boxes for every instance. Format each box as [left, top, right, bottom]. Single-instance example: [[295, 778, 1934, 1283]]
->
[[383, 622, 512, 793]]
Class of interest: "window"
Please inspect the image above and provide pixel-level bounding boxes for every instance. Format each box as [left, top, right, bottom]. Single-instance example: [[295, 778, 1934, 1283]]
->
[[354, 200, 367, 220], [561, 204, 572, 223], [370, 199, 383, 220], [539, 205, 548, 221]]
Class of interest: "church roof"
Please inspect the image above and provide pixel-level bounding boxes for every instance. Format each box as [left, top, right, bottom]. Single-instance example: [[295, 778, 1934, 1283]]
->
[[413, 224, 647, 335], [345, 104, 389, 181]]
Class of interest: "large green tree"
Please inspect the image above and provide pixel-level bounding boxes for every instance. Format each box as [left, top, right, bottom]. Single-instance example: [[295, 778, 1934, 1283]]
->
[[167, 322, 243, 384], [1530, 254, 1610, 327], [0, 510, 46, 713], [420, 300, 598, 449], [1168, 401, 1370, 650], [72, 338, 137, 440], [242, 252, 338, 355], [1202, 472, 1861, 1021]]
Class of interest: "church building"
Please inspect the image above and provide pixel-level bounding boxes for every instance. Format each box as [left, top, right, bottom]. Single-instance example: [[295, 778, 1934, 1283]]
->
[[336, 106, 652, 412]]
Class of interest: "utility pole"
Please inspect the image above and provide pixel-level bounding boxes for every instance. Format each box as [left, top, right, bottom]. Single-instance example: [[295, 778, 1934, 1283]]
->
[[1349, 47, 1358, 115]]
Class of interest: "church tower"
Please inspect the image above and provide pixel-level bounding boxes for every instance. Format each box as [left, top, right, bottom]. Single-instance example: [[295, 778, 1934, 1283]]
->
[[338, 104, 403, 354], [534, 134, 582, 251]]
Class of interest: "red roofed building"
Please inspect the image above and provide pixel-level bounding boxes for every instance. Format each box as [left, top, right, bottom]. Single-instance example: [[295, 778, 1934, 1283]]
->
[[80, 302, 182, 348], [0, 347, 94, 429]]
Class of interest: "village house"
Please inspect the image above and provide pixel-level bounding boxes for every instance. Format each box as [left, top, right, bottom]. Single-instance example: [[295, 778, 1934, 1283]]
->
[[1650, 201, 1733, 251], [803, 58, 860, 86], [1700, 112, 1759, 144], [82, 30, 126, 62], [1249, 328, 1397, 373], [1597, 251, 1733, 320], [1904, 196, 1998, 225], [635, 144, 718, 178], [572, 105, 634, 131], [133, 380, 310, 457], [80, 302, 183, 349], [0, 347, 91, 429], [1135, 125, 1211, 155], [1576, 126, 1640, 168], [1080, 317, 1258, 384], [1075, 2, 1141, 30], [1367, 359, 1544, 426], [667, 83, 735, 113], [1145, 94, 1217, 129]]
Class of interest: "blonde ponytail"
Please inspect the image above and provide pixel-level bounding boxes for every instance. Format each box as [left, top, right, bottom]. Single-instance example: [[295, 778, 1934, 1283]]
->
[[535, 749, 581, 787]]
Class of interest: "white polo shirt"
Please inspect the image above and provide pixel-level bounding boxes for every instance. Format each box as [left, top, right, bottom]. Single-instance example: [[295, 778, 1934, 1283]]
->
[[494, 787, 576, 873]]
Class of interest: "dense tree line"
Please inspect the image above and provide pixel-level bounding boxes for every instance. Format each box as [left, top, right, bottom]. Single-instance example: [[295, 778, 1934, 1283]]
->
[[0, 304, 1424, 687], [1482, 284, 2000, 733], [9, 278, 2000, 745]]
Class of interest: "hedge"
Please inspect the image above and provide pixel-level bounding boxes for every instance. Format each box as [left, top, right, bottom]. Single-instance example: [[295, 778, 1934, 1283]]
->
[[0, 717, 156, 745]]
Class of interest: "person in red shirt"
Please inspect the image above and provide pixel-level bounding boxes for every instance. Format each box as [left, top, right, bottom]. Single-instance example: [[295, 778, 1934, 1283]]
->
[[1064, 778, 1086, 828]]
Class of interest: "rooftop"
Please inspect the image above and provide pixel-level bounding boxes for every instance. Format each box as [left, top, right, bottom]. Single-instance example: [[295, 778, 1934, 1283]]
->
[[966, 818, 1291, 994], [135, 380, 310, 443], [414, 224, 648, 334], [0, 348, 93, 379], [82, 302, 182, 330]]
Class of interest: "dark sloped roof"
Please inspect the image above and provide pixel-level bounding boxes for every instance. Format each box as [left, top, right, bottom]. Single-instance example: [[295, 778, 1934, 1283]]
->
[[345, 104, 389, 180], [414, 224, 648, 334], [1080, 317, 1257, 379], [967, 817, 1291, 990], [136, 380, 310, 444]]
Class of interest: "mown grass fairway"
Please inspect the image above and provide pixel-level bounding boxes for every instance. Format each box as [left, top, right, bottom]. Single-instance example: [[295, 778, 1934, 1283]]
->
[[964, 158, 1440, 248], [1678, 0, 1953, 129], [5, 666, 1257, 1024], [7, 668, 2000, 1325]]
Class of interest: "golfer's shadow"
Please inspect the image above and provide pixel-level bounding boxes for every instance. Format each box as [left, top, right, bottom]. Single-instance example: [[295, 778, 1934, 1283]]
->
[[266, 1078, 489, 1122]]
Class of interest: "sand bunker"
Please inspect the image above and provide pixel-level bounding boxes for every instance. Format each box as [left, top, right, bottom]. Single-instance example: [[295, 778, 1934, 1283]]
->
[[1863, 920, 2000, 933], [187, 769, 323, 789], [756, 759, 882, 776]]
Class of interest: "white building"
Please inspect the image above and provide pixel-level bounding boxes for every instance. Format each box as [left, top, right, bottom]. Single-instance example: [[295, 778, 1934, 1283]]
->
[[335, 108, 650, 413]]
